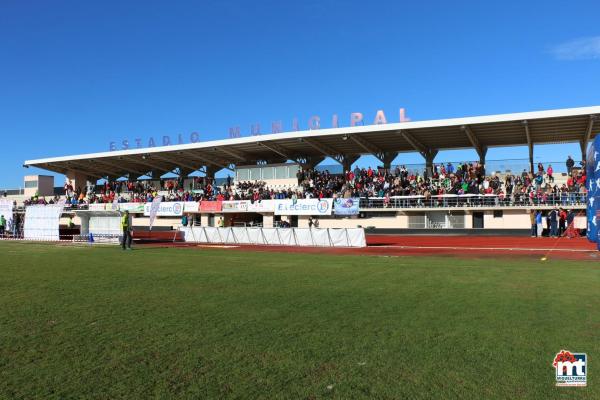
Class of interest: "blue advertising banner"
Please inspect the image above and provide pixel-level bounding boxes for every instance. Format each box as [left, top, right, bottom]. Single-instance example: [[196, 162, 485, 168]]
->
[[586, 135, 600, 245], [334, 198, 360, 216]]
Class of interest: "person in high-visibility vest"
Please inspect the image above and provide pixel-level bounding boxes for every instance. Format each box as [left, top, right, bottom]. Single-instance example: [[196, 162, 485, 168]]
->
[[121, 210, 132, 250]]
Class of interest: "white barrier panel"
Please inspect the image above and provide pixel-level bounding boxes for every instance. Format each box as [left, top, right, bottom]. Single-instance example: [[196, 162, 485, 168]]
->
[[204, 227, 221, 243], [181, 227, 366, 247], [221, 228, 236, 244], [247, 228, 264, 245], [347, 228, 367, 247], [294, 228, 313, 246], [278, 228, 295, 246], [329, 229, 350, 247], [187, 227, 208, 243], [232, 227, 250, 244], [261, 228, 280, 245], [0, 200, 14, 233], [89, 215, 121, 236], [24, 204, 65, 241], [311, 228, 331, 247]]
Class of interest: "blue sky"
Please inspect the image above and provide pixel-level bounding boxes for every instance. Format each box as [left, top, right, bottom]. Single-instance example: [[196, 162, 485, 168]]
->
[[1, 0, 599, 188]]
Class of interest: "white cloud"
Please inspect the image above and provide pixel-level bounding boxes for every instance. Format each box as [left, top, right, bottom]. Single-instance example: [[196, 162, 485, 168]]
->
[[550, 36, 600, 60]]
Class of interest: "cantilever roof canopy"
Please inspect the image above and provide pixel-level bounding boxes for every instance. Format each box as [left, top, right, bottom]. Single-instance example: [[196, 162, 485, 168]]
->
[[24, 106, 600, 179]]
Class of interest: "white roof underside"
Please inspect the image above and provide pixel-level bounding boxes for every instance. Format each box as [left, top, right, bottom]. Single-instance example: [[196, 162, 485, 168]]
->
[[24, 106, 600, 178]]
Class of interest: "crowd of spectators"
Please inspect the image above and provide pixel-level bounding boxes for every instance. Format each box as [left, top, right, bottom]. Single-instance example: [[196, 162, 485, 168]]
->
[[19, 156, 588, 209], [291, 157, 587, 207]]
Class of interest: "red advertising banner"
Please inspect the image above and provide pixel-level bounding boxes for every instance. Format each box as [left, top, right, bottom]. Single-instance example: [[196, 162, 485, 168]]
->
[[200, 200, 223, 212]]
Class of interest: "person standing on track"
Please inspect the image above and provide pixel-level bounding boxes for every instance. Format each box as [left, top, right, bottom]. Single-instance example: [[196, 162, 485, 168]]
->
[[121, 210, 132, 250], [558, 208, 567, 236], [549, 208, 558, 238], [0, 215, 5, 237], [530, 210, 537, 237], [535, 210, 543, 238]]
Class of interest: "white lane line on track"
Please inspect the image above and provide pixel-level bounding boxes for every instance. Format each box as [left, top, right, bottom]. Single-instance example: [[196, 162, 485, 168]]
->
[[372, 245, 595, 253], [195, 245, 239, 248]]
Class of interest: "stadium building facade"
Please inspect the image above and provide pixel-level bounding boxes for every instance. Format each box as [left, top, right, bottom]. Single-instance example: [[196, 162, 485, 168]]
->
[[14, 106, 598, 233]]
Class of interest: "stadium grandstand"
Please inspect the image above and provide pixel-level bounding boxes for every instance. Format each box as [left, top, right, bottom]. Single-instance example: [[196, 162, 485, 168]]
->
[[1, 105, 597, 240]]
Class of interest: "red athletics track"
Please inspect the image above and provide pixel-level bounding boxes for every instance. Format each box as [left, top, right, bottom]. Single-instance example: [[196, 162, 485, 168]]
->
[[138, 235, 599, 262]]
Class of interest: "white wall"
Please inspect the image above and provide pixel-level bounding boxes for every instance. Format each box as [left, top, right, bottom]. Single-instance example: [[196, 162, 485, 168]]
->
[[483, 210, 531, 229]]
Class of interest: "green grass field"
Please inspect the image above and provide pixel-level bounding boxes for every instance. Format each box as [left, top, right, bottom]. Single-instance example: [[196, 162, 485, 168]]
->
[[1, 242, 599, 399]]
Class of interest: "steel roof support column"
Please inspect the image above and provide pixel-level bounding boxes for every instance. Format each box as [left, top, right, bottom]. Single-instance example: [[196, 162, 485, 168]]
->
[[400, 130, 437, 176], [297, 156, 324, 169], [424, 150, 438, 179], [461, 125, 487, 174], [205, 166, 219, 179], [382, 152, 398, 171], [522, 120, 534, 174], [581, 115, 596, 162], [340, 155, 360, 173], [65, 170, 96, 194], [177, 168, 191, 179]]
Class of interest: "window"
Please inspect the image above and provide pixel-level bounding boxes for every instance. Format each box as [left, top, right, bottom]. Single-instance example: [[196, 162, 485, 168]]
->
[[24, 180, 38, 188], [288, 164, 300, 178], [408, 214, 426, 228], [274, 166, 287, 179], [249, 168, 261, 180], [262, 167, 274, 180], [236, 169, 249, 181]]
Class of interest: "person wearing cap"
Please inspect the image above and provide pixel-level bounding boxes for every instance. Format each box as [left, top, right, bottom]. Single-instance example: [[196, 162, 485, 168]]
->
[[121, 210, 132, 250]]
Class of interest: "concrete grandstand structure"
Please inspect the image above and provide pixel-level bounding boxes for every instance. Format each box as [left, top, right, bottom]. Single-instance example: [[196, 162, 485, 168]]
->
[[24, 106, 599, 180], [12, 105, 598, 233]]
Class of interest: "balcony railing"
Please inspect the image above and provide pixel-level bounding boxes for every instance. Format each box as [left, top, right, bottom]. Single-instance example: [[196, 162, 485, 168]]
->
[[14, 193, 587, 213], [357, 193, 587, 209]]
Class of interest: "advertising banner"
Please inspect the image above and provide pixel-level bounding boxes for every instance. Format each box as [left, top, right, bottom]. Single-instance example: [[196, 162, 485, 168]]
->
[[24, 203, 66, 241], [274, 199, 333, 216], [144, 201, 184, 217], [333, 198, 360, 216], [87, 204, 101, 211], [118, 203, 145, 213], [88, 203, 112, 212], [247, 200, 275, 213], [200, 200, 223, 212], [0, 199, 14, 232], [587, 135, 600, 245], [222, 200, 250, 213], [148, 197, 163, 230], [183, 201, 199, 213]]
